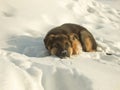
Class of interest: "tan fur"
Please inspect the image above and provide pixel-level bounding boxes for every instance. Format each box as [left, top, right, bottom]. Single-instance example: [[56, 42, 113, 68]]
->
[[85, 37, 93, 52], [72, 39, 82, 55], [51, 48, 57, 55], [68, 47, 73, 56]]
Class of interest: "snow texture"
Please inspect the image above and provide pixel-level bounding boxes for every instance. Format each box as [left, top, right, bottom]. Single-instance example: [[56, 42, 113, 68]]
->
[[0, 0, 120, 90]]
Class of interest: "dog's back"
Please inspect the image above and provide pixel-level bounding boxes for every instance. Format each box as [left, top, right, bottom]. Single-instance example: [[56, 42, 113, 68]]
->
[[46, 23, 85, 35], [44, 23, 97, 54]]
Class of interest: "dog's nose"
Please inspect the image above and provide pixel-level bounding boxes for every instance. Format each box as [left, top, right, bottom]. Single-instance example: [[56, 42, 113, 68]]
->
[[61, 50, 67, 56]]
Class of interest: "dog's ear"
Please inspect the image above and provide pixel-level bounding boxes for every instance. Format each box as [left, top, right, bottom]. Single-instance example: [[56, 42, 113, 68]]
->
[[44, 34, 56, 49], [48, 34, 56, 40], [68, 33, 79, 41], [44, 34, 55, 42]]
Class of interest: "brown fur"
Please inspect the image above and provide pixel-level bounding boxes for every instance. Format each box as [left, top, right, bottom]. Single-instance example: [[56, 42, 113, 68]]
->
[[44, 23, 97, 58]]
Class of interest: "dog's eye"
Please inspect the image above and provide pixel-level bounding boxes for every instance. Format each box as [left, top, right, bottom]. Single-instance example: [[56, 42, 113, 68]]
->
[[53, 43, 58, 48]]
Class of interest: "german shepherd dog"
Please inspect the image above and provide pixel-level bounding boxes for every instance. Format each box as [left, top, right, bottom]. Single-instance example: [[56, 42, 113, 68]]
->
[[44, 23, 97, 58]]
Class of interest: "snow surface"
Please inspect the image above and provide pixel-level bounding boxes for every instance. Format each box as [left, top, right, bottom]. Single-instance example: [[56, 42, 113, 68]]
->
[[0, 0, 120, 90], [96, 0, 120, 10]]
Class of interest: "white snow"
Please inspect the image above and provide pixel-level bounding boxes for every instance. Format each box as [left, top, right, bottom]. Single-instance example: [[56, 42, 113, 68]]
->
[[0, 0, 120, 90]]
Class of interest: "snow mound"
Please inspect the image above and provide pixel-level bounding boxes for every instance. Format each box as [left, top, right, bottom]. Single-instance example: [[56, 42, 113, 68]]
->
[[0, 51, 93, 90]]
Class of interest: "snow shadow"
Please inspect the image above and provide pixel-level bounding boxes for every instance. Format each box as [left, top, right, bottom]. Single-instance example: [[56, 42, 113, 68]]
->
[[28, 62, 94, 90], [4, 35, 49, 57]]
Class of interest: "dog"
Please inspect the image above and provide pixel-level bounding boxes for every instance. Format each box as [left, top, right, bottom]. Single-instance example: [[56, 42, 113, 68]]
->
[[44, 23, 97, 58]]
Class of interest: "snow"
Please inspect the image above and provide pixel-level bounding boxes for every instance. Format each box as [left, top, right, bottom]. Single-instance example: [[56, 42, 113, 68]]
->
[[0, 0, 120, 90], [96, 0, 120, 10]]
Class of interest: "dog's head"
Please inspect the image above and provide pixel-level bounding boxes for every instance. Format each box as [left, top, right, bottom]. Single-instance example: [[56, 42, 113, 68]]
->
[[44, 33, 80, 58], [44, 34, 75, 58]]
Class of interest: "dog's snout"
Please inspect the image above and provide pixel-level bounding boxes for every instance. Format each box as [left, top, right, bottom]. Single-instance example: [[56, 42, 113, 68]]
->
[[60, 50, 68, 58], [62, 50, 67, 55]]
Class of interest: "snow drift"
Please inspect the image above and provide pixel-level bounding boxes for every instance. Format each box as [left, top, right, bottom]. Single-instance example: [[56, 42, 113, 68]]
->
[[0, 0, 120, 90]]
